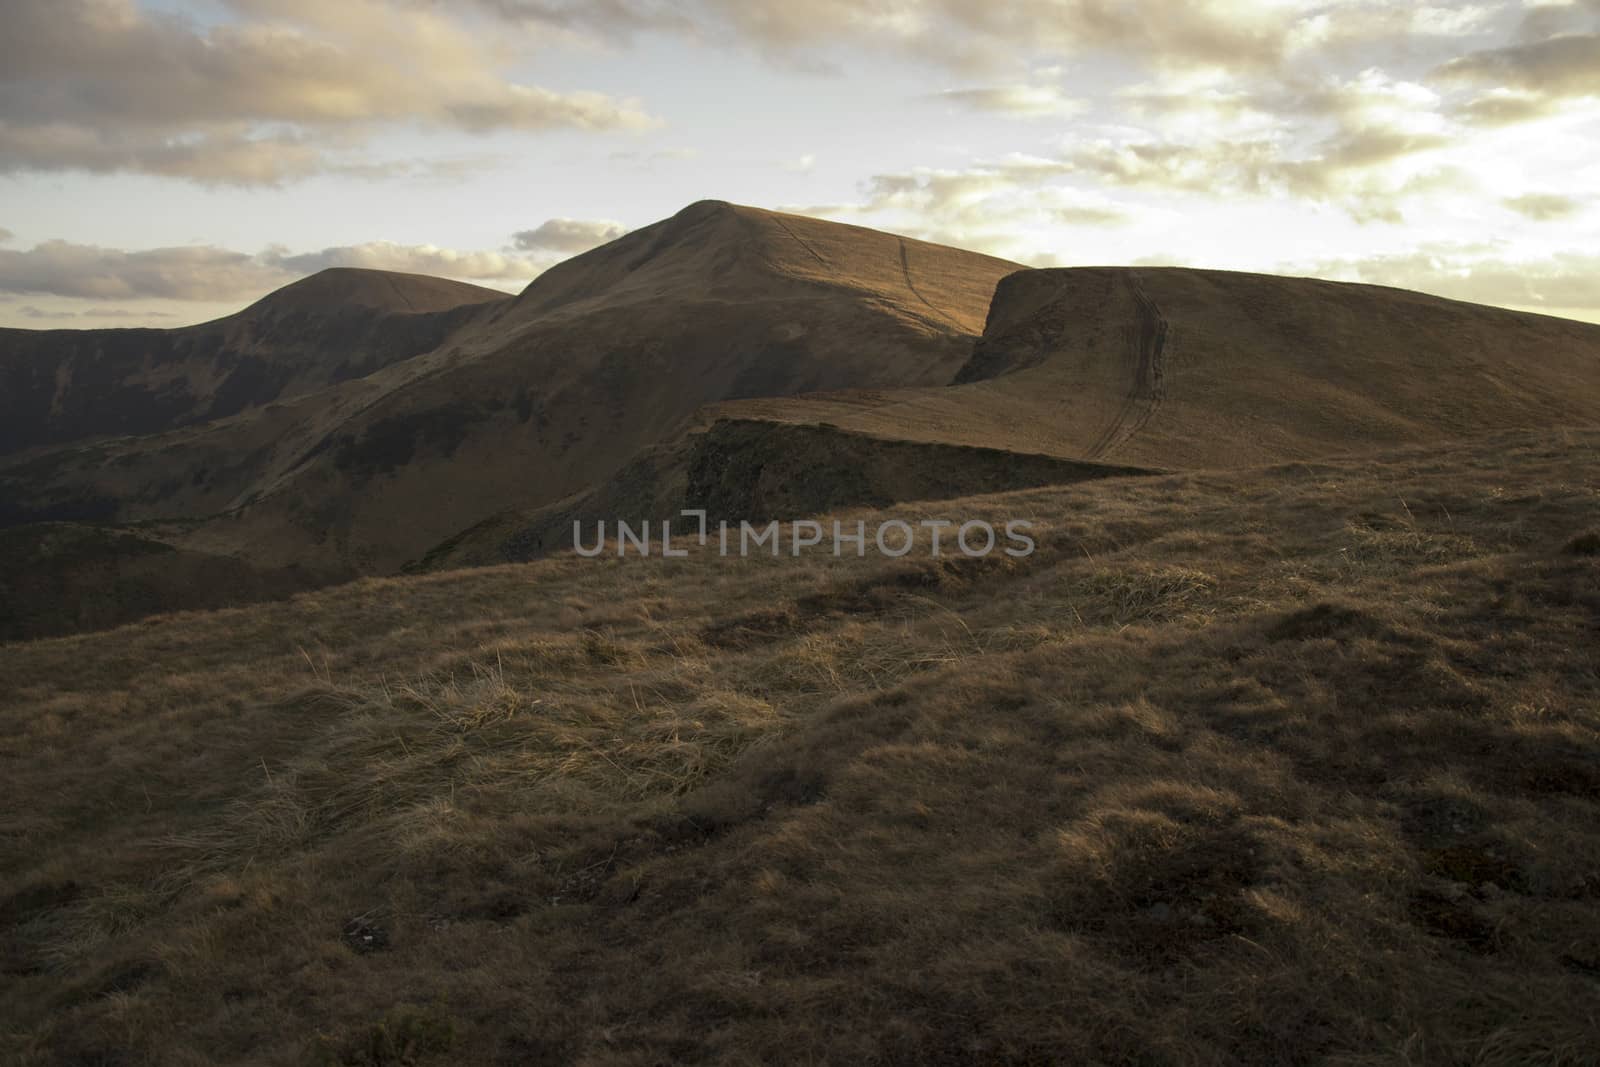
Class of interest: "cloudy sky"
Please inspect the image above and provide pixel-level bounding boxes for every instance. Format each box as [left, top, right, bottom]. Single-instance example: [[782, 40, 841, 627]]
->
[[3, 0, 1599, 327]]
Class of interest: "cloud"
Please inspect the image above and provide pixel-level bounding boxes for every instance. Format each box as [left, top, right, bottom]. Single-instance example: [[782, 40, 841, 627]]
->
[[511, 218, 629, 253], [9, 305, 176, 322], [1062, 70, 1466, 223], [0, 235, 551, 302], [85, 307, 175, 319], [0, 241, 291, 301], [795, 158, 1127, 258], [930, 86, 1086, 118], [1436, 33, 1600, 98], [1297, 244, 1600, 313], [1505, 193, 1584, 220], [0, 227, 12, 244], [16, 306, 81, 321], [475, 0, 1506, 73], [0, 0, 656, 184], [1434, 31, 1600, 126], [265, 242, 545, 280]]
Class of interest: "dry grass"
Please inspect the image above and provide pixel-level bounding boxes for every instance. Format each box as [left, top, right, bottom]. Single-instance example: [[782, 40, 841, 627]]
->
[[2, 427, 1599, 1065]]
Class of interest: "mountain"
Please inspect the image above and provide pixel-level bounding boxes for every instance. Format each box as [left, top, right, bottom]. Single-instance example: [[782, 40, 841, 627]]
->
[[7, 204, 1600, 635], [0, 202, 1023, 574], [692, 266, 1600, 468], [422, 264, 1600, 568], [0, 268, 509, 456]]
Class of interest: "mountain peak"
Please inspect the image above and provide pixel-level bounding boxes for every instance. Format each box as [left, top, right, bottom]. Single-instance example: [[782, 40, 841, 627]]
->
[[506, 200, 1020, 331], [243, 268, 511, 319]]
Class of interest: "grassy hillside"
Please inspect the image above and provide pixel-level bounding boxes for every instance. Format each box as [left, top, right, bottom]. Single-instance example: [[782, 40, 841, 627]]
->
[[709, 267, 1600, 469], [0, 523, 338, 642], [3, 427, 1598, 1064]]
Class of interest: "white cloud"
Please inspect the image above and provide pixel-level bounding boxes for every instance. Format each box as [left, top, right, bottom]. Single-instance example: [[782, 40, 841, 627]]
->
[[1294, 244, 1600, 312], [511, 218, 629, 253]]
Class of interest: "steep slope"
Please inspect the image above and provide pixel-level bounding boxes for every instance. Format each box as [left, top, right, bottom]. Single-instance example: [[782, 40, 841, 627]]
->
[[26, 202, 1021, 573], [419, 418, 1159, 570], [706, 266, 1600, 468], [0, 268, 509, 455]]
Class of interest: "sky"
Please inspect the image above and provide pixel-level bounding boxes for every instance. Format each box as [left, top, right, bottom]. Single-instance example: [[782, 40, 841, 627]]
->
[[2, 0, 1599, 328]]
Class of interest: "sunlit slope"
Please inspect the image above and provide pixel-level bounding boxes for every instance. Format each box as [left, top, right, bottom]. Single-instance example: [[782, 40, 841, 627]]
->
[[708, 266, 1600, 468]]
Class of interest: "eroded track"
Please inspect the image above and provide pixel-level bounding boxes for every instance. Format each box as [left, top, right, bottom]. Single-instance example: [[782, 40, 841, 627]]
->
[[1084, 272, 1170, 460]]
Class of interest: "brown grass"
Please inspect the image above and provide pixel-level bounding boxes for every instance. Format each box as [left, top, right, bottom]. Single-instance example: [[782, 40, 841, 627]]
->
[[2, 427, 1599, 1064]]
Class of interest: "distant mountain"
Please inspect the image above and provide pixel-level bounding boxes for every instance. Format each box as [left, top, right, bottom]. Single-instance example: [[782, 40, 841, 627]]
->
[[0, 268, 509, 455]]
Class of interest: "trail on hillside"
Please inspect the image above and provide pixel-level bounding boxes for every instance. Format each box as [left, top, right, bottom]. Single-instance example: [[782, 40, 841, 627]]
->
[[770, 215, 832, 270], [1084, 272, 1170, 460], [898, 238, 965, 331]]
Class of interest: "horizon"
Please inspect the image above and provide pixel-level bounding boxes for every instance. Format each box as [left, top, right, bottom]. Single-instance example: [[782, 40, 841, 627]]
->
[[3, 0, 1600, 329]]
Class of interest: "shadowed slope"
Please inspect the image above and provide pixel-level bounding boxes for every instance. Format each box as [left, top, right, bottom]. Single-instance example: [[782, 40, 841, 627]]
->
[[0, 269, 510, 455]]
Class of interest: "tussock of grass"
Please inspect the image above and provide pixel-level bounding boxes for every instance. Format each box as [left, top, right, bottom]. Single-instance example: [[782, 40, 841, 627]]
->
[[2, 428, 1599, 1064]]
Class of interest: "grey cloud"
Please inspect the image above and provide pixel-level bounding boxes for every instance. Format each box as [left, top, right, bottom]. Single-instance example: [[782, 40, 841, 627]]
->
[[263, 243, 541, 281], [85, 307, 176, 319], [1505, 193, 1584, 220], [0, 0, 656, 184], [0, 235, 548, 302], [0, 241, 290, 301], [472, 0, 1505, 73], [1454, 90, 1561, 126], [512, 219, 629, 253], [1435, 34, 1600, 97], [0, 227, 12, 244], [930, 86, 1086, 118]]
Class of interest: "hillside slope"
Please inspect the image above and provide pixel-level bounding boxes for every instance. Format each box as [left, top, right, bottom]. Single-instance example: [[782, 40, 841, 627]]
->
[[0, 269, 509, 455], [707, 266, 1600, 468], [3, 428, 1598, 1063]]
